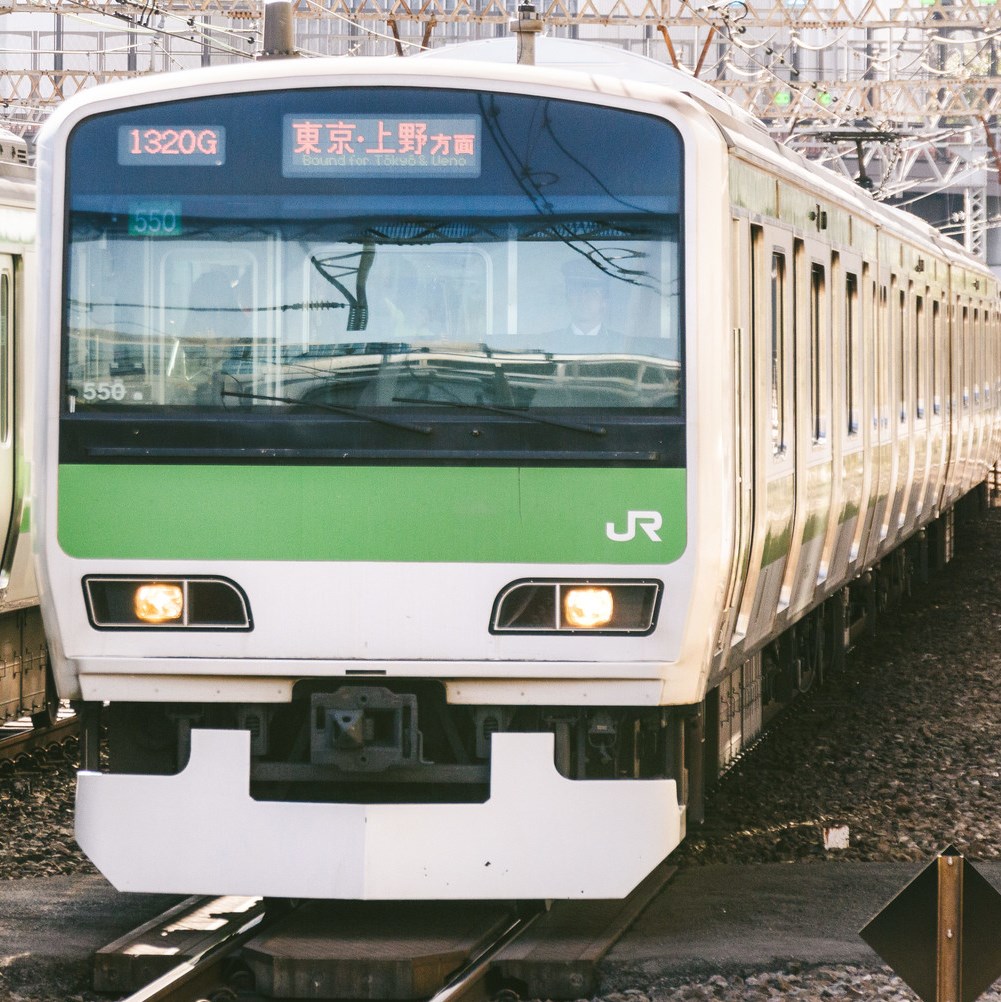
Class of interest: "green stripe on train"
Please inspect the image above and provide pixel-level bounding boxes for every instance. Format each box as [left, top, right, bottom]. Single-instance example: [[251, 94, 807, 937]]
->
[[57, 464, 687, 564]]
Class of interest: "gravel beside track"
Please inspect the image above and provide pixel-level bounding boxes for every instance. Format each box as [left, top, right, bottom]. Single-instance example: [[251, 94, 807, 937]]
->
[[4, 504, 1001, 1000], [640, 501, 1001, 1001], [605, 970, 1001, 1002], [671, 502, 1001, 868], [0, 738, 94, 882]]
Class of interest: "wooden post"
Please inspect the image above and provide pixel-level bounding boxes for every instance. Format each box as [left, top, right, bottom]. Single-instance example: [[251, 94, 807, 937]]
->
[[937, 853, 963, 1002]]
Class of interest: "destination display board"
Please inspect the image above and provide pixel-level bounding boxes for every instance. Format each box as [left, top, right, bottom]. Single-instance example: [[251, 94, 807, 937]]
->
[[282, 115, 481, 177]]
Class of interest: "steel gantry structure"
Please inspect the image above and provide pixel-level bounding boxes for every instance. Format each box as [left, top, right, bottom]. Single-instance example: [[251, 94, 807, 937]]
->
[[2, 0, 1001, 255]]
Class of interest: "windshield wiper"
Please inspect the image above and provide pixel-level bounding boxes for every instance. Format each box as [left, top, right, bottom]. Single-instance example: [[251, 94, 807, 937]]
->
[[392, 395, 606, 437], [221, 389, 433, 435]]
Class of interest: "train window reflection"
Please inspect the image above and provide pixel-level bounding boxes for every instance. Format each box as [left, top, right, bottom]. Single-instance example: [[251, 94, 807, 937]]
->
[[64, 219, 682, 414], [63, 87, 685, 424]]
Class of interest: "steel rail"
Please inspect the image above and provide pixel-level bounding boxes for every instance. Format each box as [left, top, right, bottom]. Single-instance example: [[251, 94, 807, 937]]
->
[[107, 893, 541, 1002], [115, 904, 268, 1002], [109, 896, 540, 1002], [424, 906, 544, 1002]]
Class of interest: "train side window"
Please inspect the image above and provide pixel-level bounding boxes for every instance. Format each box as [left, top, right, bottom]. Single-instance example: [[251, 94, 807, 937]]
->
[[996, 308, 1001, 403], [962, 305, 970, 409], [992, 309, 997, 404], [983, 307, 987, 405], [932, 300, 941, 416], [989, 308, 997, 402], [770, 250, 787, 454], [974, 307, 981, 406], [982, 308, 987, 405], [877, 284, 888, 432], [863, 266, 876, 433], [990, 309, 997, 405], [845, 272, 859, 436], [979, 307, 985, 405], [969, 304, 975, 409], [915, 294, 924, 420], [898, 288, 907, 423], [810, 262, 827, 442], [0, 273, 9, 445]]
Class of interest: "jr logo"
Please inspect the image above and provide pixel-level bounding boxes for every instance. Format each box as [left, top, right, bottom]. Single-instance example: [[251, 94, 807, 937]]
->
[[606, 510, 663, 543]]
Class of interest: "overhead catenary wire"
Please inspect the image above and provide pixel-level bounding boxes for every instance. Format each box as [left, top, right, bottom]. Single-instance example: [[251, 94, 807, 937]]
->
[[52, 1, 259, 59], [299, 0, 430, 54], [0, 0, 998, 214]]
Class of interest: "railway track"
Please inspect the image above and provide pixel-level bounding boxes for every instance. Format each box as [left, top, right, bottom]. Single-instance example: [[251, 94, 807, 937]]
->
[[111, 897, 269, 1002], [107, 899, 539, 1002], [101, 861, 677, 1002], [0, 712, 78, 764], [419, 907, 542, 1002]]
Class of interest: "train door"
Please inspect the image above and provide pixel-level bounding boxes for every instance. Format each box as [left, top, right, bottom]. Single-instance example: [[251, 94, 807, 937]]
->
[[989, 306, 1001, 472], [881, 276, 907, 548], [902, 281, 924, 535], [734, 224, 795, 651], [849, 265, 878, 572], [925, 294, 947, 517], [971, 305, 987, 486], [958, 300, 972, 493], [965, 304, 979, 494], [815, 251, 843, 590], [821, 257, 864, 586], [782, 243, 833, 618], [942, 292, 963, 510], [861, 274, 891, 568], [875, 273, 899, 550], [719, 217, 756, 654], [0, 259, 16, 582], [0, 256, 17, 723]]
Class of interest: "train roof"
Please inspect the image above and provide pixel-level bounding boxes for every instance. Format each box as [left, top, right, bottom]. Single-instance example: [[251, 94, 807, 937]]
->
[[421, 37, 988, 275], [38, 37, 990, 280], [418, 36, 761, 130], [0, 127, 33, 195]]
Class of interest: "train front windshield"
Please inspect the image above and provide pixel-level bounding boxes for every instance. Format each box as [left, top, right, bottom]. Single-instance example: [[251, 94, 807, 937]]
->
[[62, 86, 684, 466]]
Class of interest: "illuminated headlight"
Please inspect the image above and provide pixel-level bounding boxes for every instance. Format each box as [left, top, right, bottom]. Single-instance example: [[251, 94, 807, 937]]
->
[[84, 577, 252, 630], [491, 580, 661, 634], [134, 583, 184, 624], [563, 587, 615, 628]]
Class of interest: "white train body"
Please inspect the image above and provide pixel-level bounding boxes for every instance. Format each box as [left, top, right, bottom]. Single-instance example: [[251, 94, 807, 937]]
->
[[32, 39, 1001, 898], [0, 144, 50, 729]]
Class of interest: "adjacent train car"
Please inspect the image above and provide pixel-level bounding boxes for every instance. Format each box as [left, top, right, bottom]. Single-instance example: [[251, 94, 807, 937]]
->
[[0, 133, 50, 729], [32, 36, 1001, 899]]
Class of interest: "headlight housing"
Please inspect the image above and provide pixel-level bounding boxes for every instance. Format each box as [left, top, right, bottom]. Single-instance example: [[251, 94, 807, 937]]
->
[[84, 576, 252, 630], [490, 580, 661, 635]]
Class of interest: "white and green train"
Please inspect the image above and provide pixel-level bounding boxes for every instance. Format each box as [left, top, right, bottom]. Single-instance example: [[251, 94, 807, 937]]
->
[[33, 37, 1001, 899]]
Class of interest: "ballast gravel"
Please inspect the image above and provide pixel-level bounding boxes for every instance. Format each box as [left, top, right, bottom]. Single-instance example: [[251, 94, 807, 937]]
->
[[6, 503, 1001, 1000], [0, 746, 94, 882], [602, 969, 1001, 1002], [672, 503, 1001, 869]]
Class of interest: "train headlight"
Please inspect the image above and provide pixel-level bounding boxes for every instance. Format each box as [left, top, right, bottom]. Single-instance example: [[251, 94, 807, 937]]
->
[[563, 587, 614, 629], [84, 577, 252, 630], [491, 580, 661, 635], [134, 583, 184, 624]]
